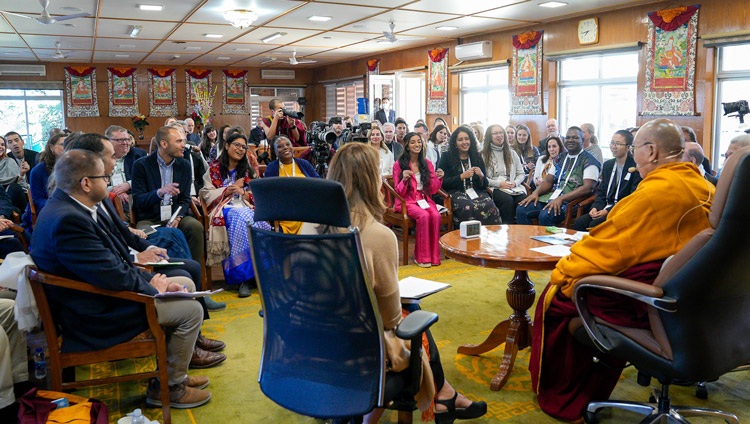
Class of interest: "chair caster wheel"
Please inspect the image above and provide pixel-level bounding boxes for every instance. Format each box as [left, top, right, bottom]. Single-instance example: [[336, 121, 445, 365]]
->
[[584, 411, 599, 424], [696, 383, 708, 399]]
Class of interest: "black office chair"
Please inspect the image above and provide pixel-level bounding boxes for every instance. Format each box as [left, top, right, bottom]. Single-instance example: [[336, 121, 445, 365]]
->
[[248, 178, 438, 423], [571, 147, 750, 424]]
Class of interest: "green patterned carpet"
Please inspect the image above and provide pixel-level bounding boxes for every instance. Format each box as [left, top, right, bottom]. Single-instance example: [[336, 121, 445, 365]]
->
[[74, 260, 750, 423]]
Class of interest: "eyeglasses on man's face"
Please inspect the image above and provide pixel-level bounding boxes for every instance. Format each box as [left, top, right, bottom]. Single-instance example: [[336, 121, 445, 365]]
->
[[81, 175, 111, 184]]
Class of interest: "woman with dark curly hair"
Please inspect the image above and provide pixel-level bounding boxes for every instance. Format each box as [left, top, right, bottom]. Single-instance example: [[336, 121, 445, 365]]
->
[[436, 126, 500, 226]]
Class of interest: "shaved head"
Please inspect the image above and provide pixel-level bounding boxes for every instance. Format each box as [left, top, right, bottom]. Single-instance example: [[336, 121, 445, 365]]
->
[[637, 118, 684, 156]]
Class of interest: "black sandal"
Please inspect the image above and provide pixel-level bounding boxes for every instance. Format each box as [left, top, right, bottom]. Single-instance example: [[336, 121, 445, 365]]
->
[[434, 391, 487, 424]]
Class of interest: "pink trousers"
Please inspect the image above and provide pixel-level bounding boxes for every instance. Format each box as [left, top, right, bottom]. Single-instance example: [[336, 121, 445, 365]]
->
[[405, 202, 441, 265]]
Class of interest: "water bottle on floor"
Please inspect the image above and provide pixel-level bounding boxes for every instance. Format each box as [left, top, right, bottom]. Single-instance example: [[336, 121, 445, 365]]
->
[[33, 347, 46, 380], [131, 408, 144, 424]]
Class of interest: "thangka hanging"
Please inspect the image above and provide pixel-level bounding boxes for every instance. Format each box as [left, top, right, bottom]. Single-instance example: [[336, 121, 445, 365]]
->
[[427, 48, 448, 115], [222, 70, 247, 115], [65, 66, 99, 117], [147, 68, 177, 117], [642, 5, 700, 116], [107, 67, 138, 117], [511, 30, 543, 115], [186, 69, 212, 112]]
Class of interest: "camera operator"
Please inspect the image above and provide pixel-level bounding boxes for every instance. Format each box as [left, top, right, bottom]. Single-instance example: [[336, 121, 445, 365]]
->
[[328, 117, 348, 150], [261, 98, 307, 147]]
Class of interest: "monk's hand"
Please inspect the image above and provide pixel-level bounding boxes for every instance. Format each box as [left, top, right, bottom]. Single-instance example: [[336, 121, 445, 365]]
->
[[544, 197, 564, 215]]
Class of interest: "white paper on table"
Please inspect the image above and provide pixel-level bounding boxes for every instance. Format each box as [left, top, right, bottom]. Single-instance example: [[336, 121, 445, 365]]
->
[[530, 244, 571, 257], [398, 276, 450, 300]]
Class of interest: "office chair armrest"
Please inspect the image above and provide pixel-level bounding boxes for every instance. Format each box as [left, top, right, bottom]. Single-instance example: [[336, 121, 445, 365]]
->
[[395, 310, 439, 340], [572, 276, 676, 353]]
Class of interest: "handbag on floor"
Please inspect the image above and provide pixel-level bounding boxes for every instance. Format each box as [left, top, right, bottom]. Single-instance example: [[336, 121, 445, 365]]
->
[[18, 388, 108, 424]]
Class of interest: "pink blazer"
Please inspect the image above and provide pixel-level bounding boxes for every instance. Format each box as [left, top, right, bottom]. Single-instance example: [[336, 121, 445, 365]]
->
[[392, 161, 443, 212]]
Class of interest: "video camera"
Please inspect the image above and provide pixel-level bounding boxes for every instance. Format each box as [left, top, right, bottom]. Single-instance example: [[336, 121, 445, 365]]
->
[[722, 100, 749, 124], [346, 122, 371, 144], [307, 121, 336, 176]]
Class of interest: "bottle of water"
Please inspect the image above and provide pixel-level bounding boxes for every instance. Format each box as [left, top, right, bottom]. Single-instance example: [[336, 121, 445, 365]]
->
[[33, 347, 47, 380], [131, 408, 144, 424]]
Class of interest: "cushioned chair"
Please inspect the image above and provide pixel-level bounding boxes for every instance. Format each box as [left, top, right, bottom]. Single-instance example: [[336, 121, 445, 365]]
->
[[27, 267, 172, 424], [570, 147, 750, 424], [381, 176, 453, 265], [249, 177, 438, 423]]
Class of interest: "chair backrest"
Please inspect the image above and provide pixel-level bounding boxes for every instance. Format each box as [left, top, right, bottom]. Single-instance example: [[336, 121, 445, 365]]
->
[[650, 146, 750, 381], [250, 178, 350, 227], [249, 177, 385, 419], [26, 189, 37, 227]]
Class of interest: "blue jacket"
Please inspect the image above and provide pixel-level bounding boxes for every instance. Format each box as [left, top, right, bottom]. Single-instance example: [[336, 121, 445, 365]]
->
[[131, 152, 193, 222], [30, 189, 157, 352], [264, 158, 320, 178]]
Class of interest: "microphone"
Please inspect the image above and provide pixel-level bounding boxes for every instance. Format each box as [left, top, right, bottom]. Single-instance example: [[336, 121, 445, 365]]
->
[[628, 166, 637, 173]]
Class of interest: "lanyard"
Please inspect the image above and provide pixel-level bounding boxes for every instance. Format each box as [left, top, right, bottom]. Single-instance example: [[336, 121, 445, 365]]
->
[[605, 165, 621, 206], [461, 157, 473, 190], [281, 161, 296, 177], [556, 154, 579, 191]]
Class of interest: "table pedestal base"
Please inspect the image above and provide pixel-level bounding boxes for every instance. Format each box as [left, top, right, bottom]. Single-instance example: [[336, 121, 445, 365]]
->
[[457, 270, 536, 391]]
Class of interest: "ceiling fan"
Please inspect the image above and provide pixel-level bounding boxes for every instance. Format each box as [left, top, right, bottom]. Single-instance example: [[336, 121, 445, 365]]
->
[[380, 21, 399, 43], [260, 57, 278, 65], [0, 0, 91, 25], [289, 50, 316, 65], [52, 41, 67, 59]]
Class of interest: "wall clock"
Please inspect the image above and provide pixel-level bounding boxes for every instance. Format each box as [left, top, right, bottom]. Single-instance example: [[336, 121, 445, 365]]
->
[[578, 17, 599, 45]]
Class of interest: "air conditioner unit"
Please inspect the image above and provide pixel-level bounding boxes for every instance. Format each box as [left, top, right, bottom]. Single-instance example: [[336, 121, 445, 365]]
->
[[454, 41, 492, 61], [0, 64, 46, 76], [261, 69, 295, 80]]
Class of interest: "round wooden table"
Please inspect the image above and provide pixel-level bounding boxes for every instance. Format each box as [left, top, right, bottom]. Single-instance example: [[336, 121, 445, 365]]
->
[[439, 225, 573, 391]]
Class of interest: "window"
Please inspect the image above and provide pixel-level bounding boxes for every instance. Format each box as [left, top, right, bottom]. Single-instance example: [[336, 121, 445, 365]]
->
[[713, 43, 750, 168], [459, 67, 510, 128], [249, 87, 304, 125], [395, 73, 425, 128], [557, 52, 638, 161], [325, 80, 364, 122], [0, 88, 64, 151]]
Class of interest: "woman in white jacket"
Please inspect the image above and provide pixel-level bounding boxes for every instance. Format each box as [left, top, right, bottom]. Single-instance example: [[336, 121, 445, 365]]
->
[[368, 125, 394, 176], [481, 124, 527, 224]]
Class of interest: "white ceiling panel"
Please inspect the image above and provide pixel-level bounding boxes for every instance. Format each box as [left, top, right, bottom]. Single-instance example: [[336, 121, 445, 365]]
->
[[168, 23, 248, 42], [188, 0, 304, 26], [97, 19, 177, 39], [98, 0, 198, 20], [0, 0, 646, 65], [269, 3, 385, 31], [233, 27, 322, 45], [404, 0, 527, 15], [92, 51, 150, 62], [94, 37, 161, 52], [337, 10, 460, 34]]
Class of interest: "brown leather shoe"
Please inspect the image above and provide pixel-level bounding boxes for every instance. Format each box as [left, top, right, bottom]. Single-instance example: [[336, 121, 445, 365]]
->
[[196, 334, 225, 352], [146, 380, 211, 409], [189, 346, 226, 369], [185, 375, 210, 390]]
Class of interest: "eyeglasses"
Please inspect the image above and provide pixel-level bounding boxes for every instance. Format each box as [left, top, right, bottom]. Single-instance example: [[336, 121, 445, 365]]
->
[[610, 141, 628, 147], [81, 175, 111, 183], [109, 138, 131, 144], [230, 142, 248, 151], [629, 142, 654, 155]]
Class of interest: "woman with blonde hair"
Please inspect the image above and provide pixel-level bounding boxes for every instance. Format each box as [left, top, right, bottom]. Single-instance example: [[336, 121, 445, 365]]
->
[[306, 143, 487, 424], [513, 124, 540, 176], [506, 125, 517, 147], [368, 125, 394, 175]]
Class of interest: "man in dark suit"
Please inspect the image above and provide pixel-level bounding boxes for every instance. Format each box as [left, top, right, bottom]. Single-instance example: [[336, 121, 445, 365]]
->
[[132, 126, 205, 266], [4, 132, 38, 169], [30, 150, 212, 408], [374, 97, 396, 124]]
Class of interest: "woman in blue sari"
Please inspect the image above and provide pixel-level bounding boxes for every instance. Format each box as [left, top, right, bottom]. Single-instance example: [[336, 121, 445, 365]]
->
[[200, 133, 271, 297]]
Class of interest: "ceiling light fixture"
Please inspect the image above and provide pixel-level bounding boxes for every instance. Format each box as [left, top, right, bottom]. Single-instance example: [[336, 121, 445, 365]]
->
[[234, 47, 253, 51], [436, 26, 458, 31], [185, 46, 202, 50], [138, 4, 163, 11], [308, 16, 332, 22], [128, 25, 143, 38], [224, 9, 258, 29], [118, 44, 136, 48], [217, 56, 230, 60], [539, 1, 568, 8], [261, 32, 286, 43], [115, 54, 130, 58], [204, 33, 223, 38]]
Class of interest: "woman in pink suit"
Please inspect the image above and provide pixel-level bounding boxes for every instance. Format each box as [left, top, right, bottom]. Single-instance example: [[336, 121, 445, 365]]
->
[[393, 132, 445, 267]]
